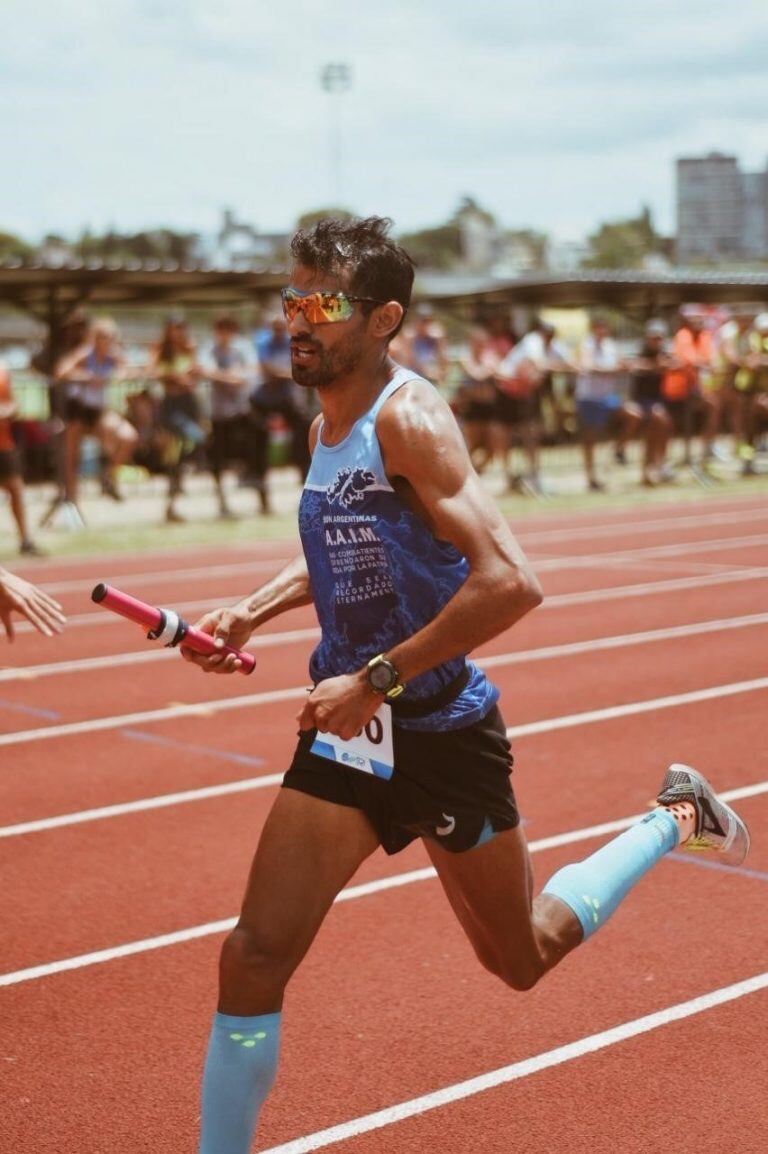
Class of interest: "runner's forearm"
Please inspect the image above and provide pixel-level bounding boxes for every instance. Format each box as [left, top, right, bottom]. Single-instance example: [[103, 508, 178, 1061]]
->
[[240, 554, 313, 630], [379, 563, 542, 685]]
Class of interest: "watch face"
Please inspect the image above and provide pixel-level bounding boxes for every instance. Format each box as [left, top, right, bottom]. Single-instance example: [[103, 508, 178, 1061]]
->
[[369, 660, 397, 692]]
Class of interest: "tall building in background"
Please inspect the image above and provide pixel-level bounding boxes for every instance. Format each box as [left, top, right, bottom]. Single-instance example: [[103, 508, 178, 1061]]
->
[[676, 153, 768, 263]]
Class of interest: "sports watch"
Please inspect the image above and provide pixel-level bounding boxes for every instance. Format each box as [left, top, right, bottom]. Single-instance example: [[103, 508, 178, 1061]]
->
[[366, 654, 405, 699]]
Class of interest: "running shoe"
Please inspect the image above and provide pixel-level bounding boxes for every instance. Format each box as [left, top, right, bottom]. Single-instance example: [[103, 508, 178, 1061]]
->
[[100, 476, 124, 502], [656, 763, 750, 866], [19, 539, 46, 557]]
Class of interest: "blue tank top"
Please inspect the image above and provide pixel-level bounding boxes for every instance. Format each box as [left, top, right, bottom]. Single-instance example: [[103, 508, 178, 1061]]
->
[[85, 351, 118, 378], [299, 365, 499, 732]]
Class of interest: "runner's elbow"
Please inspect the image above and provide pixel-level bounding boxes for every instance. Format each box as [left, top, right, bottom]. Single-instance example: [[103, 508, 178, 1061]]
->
[[519, 568, 544, 612], [500, 565, 543, 619]]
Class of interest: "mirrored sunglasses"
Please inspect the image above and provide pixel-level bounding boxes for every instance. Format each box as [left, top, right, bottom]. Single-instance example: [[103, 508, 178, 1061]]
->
[[281, 287, 385, 325]]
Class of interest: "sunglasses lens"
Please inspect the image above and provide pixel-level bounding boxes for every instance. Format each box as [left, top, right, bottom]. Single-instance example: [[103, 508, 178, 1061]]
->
[[318, 293, 352, 322], [281, 290, 354, 325]]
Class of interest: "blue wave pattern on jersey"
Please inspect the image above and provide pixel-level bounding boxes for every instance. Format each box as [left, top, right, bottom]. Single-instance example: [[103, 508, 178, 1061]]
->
[[299, 366, 499, 732]]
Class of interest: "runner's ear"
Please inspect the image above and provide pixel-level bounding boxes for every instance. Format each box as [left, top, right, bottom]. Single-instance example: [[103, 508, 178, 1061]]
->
[[370, 302, 403, 342]]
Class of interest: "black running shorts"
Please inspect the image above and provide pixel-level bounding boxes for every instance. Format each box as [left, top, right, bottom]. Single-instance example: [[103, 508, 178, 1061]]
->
[[282, 704, 519, 855]]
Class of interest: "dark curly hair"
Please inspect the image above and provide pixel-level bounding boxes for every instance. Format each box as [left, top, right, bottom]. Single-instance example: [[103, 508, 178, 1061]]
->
[[290, 216, 414, 338]]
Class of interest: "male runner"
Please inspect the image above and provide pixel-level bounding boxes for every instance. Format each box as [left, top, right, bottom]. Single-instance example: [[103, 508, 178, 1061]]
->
[[184, 217, 750, 1154]]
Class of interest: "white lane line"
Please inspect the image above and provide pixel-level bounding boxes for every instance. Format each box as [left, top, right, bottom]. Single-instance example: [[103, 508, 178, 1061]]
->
[[516, 504, 768, 545], [0, 686, 308, 747], [544, 566, 768, 607], [479, 611, 768, 669], [3, 644, 768, 751], [259, 971, 768, 1154], [5, 604, 768, 686], [506, 677, 768, 738], [45, 558, 287, 597], [4, 745, 767, 844], [531, 531, 768, 572], [36, 505, 768, 598], [0, 775, 286, 839], [14, 529, 768, 639], [6, 559, 768, 671], [0, 627, 322, 682], [2, 779, 765, 988], [0, 610, 766, 772]]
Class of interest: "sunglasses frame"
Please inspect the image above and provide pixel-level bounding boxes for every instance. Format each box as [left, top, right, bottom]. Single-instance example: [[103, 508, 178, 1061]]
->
[[280, 287, 387, 325]]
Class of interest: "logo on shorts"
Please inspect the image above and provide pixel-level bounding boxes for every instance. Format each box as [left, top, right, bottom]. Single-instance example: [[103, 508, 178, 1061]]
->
[[327, 467, 376, 510], [435, 813, 456, 837]]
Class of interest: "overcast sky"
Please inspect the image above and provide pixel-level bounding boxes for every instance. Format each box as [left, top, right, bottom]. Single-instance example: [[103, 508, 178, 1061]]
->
[[3, 1, 767, 244]]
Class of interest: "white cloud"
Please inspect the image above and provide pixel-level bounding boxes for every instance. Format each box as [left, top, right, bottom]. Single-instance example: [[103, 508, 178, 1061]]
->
[[2, 0, 767, 241]]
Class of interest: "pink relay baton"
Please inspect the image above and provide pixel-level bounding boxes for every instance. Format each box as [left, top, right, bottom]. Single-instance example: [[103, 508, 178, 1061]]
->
[[91, 583, 256, 674]]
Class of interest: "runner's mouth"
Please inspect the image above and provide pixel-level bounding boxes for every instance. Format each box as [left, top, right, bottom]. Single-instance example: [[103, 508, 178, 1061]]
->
[[291, 344, 319, 362]]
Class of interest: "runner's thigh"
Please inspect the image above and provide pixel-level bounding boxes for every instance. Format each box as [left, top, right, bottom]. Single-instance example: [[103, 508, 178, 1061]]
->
[[425, 824, 539, 960], [237, 787, 381, 965]]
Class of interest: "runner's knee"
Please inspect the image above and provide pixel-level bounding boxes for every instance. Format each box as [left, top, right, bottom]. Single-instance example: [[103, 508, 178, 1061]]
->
[[480, 948, 544, 992], [218, 925, 293, 991]]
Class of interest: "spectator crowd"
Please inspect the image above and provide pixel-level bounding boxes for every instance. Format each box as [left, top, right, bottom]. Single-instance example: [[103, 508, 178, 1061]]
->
[[1, 302, 768, 555], [435, 306, 768, 495]]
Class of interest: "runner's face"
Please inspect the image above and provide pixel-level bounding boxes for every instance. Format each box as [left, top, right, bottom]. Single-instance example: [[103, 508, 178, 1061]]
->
[[286, 264, 370, 390]]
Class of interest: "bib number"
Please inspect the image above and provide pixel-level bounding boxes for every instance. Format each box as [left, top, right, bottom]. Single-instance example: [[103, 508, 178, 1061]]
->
[[310, 704, 394, 780]]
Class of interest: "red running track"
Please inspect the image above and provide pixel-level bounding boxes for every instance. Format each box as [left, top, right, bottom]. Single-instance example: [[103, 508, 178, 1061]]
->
[[1, 493, 767, 1153]]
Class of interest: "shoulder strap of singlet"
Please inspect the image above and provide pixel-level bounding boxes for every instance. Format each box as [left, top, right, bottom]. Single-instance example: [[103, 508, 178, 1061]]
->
[[314, 364, 430, 442], [369, 363, 430, 421]]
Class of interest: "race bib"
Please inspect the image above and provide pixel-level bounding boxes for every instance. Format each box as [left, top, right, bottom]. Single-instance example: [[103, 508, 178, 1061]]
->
[[311, 704, 394, 780]]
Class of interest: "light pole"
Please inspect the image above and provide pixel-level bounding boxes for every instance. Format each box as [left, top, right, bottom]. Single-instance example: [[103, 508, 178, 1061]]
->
[[320, 62, 352, 207]]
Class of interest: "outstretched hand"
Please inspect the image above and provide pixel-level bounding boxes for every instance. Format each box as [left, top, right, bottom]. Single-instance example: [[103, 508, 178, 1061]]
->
[[180, 602, 256, 674], [0, 568, 66, 641]]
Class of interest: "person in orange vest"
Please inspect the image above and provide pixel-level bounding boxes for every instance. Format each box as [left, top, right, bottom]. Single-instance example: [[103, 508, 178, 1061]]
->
[[662, 312, 716, 476]]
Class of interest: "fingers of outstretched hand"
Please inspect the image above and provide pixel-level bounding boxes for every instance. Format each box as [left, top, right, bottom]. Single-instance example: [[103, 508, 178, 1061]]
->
[[29, 595, 66, 635], [0, 608, 14, 641], [0, 574, 65, 637], [7, 594, 62, 637]]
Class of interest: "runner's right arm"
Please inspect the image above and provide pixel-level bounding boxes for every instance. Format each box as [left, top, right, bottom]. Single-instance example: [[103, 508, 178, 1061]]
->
[[182, 554, 313, 675]]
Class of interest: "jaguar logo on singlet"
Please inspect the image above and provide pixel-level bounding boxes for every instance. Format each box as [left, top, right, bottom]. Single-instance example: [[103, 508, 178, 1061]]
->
[[327, 467, 376, 510]]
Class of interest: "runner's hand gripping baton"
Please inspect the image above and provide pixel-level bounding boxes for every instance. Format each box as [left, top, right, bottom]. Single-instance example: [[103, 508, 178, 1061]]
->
[[91, 583, 256, 674]]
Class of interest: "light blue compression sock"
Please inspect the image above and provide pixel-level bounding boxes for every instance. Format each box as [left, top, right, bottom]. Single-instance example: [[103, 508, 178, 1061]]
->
[[542, 808, 679, 939], [199, 1011, 281, 1154]]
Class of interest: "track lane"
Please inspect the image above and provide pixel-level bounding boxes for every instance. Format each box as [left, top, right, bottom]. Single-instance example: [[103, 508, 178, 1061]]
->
[[1, 498, 765, 1154], [2, 599, 766, 824], [2, 559, 768, 734], [311, 988, 768, 1154], [3, 573, 768, 687], [1, 825, 766, 1154], [2, 685, 764, 973]]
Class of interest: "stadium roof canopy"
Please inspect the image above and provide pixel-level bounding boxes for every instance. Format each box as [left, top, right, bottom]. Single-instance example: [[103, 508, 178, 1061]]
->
[[2, 260, 768, 335], [416, 268, 768, 313], [0, 259, 288, 326]]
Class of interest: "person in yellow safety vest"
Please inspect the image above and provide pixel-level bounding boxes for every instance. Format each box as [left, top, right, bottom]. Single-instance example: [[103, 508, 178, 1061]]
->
[[714, 314, 755, 469], [734, 314, 768, 474]]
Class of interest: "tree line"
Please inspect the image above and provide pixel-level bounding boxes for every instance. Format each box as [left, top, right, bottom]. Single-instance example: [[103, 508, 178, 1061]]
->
[[0, 200, 671, 270]]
